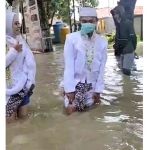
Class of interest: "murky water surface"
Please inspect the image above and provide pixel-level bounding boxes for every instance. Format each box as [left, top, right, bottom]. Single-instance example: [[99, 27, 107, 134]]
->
[[6, 45, 143, 150]]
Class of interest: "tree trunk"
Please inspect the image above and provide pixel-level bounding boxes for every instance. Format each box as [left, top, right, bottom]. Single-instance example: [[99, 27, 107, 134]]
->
[[49, 12, 55, 28], [37, 0, 48, 30]]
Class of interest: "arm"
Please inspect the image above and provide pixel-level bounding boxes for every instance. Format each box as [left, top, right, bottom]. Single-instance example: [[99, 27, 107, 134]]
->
[[6, 73, 27, 95], [64, 35, 75, 93], [23, 43, 36, 90], [94, 40, 107, 93], [127, 21, 137, 50], [6, 47, 18, 67]]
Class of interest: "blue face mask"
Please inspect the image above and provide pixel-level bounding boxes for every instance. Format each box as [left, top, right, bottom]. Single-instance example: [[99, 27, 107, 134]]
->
[[80, 23, 96, 35]]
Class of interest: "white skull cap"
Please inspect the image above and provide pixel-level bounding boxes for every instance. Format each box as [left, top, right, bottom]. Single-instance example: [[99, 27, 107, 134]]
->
[[79, 7, 97, 17]]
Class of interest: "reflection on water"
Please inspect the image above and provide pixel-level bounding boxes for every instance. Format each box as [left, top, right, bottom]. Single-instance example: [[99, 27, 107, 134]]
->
[[6, 47, 143, 150]]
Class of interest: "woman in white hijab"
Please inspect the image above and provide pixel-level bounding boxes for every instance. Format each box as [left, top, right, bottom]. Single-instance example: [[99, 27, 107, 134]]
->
[[6, 10, 36, 122]]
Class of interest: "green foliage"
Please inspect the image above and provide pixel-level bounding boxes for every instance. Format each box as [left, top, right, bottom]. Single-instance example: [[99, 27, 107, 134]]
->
[[42, 0, 99, 26], [136, 34, 141, 42], [103, 31, 115, 45], [76, 0, 99, 7], [103, 32, 141, 45], [56, 1, 70, 23]]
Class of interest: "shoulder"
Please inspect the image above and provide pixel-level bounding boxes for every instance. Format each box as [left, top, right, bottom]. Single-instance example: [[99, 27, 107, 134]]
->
[[6, 35, 17, 45], [66, 31, 80, 39]]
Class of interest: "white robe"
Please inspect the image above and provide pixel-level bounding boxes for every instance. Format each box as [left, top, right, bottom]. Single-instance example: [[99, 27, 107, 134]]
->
[[6, 11, 36, 104], [6, 36, 36, 104], [60, 31, 107, 107]]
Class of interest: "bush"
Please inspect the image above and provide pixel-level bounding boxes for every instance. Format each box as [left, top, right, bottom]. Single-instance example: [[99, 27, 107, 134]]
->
[[103, 33, 141, 45], [103, 31, 115, 45], [136, 35, 141, 42]]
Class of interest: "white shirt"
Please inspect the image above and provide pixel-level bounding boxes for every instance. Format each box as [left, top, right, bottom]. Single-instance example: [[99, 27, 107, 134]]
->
[[60, 31, 107, 93]]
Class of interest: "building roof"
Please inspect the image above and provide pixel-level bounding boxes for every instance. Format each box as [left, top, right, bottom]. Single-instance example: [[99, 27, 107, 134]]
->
[[96, 6, 143, 19], [134, 6, 143, 15]]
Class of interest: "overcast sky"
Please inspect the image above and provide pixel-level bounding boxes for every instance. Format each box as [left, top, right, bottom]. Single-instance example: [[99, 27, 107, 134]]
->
[[98, 0, 143, 8]]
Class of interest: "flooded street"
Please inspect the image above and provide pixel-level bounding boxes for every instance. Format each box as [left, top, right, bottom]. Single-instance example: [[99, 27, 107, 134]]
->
[[6, 45, 143, 150]]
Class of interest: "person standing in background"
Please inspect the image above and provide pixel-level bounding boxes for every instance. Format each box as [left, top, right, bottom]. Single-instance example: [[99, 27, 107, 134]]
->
[[110, 5, 137, 76]]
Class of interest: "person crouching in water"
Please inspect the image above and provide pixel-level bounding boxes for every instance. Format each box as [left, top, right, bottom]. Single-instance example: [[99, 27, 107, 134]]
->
[[6, 11, 36, 122], [110, 5, 137, 76], [60, 7, 107, 115]]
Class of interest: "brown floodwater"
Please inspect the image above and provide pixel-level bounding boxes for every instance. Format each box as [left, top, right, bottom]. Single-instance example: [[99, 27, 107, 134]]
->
[[6, 45, 143, 150]]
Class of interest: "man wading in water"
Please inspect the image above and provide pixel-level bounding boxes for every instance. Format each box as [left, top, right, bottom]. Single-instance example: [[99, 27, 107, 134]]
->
[[60, 6, 107, 115], [110, 5, 137, 76]]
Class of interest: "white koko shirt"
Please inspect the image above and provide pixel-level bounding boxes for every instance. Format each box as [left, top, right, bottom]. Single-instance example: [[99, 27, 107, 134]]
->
[[60, 31, 107, 93]]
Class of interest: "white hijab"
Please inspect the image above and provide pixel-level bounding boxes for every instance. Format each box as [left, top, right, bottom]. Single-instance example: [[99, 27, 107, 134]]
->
[[6, 10, 24, 43], [6, 10, 17, 37]]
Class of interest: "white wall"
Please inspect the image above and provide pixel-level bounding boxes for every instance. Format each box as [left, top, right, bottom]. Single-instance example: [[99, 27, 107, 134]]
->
[[134, 17, 142, 37]]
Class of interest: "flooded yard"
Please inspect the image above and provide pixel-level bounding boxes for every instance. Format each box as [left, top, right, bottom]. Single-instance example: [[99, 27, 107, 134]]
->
[[6, 44, 143, 150]]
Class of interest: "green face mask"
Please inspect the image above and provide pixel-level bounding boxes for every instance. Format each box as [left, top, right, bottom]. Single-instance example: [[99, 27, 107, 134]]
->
[[80, 23, 96, 35]]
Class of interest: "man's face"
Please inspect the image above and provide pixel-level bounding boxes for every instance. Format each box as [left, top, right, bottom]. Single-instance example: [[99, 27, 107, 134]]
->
[[113, 13, 120, 20], [80, 16, 97, 24], [12, 15, 21, 35]]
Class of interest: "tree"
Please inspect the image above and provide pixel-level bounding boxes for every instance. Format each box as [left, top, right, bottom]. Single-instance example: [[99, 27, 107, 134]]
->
[[6, 0, 99, 27], [40, 0, 99, 28], [77, 0, 99, 7]]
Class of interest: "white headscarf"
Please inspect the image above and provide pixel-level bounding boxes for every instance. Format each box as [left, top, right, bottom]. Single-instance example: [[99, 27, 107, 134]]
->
[[6, 10, 18, 37], [79, 7, 97, 17], [6, 10, 24, 44]]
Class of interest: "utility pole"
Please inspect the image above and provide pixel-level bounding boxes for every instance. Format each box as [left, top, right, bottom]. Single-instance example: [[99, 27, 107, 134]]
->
[[108, 0, 110, 33], [68, 0, 72, 32], [73, 0, 76, 24], [72, 0, 77, 32]]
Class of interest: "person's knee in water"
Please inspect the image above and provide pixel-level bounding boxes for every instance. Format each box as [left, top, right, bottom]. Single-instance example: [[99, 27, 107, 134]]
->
[[17, 84, 35, 118], [64, 84, 100, 115]]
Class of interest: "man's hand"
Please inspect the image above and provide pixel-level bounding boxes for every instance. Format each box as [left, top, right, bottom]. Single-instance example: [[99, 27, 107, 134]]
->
[[93, 93, 100, 103], [65, 92, 75, 103]]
